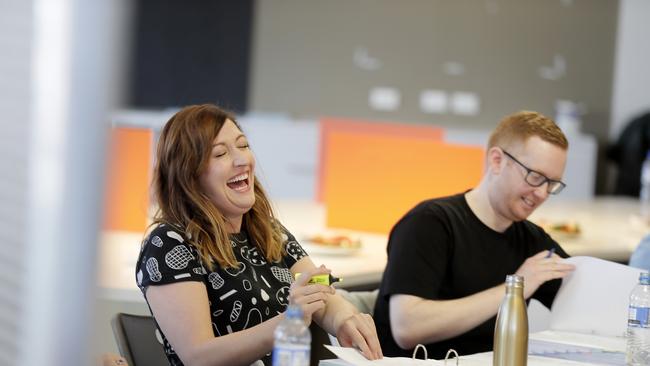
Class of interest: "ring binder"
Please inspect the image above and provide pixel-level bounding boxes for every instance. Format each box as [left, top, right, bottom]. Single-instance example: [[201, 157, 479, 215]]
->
[[444, 349, 459, 365], [412, 344, 428, 359], [411, 344, 459, 365]]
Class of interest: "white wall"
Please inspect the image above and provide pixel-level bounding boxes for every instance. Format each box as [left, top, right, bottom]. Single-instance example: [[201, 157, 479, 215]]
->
[[0, 1, 132, 365], [0, 1, 33, 364], [610, 0, 650, 140], [446, 128, 598, 200]]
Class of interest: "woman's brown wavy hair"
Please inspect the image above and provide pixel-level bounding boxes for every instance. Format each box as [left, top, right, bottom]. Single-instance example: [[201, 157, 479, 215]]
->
[[151, 104, 283, 270]]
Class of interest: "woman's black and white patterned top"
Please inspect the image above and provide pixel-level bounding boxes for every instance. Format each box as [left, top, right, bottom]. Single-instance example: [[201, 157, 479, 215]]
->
[[135, 223, 308, 366]]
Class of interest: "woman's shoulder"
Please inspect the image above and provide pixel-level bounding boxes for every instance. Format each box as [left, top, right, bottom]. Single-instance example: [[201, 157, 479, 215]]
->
[[275, 221, 296, 243], [136, 223, 208, 290], [143, 223, 195, 253]]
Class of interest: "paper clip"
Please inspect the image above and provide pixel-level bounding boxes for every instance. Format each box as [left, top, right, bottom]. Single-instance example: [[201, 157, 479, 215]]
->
[[443, 349, 459, 365], [411, 344, 428, 360]]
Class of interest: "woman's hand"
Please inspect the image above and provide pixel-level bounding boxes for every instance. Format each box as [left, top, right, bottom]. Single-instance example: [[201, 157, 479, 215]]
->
[[288, 265, 335, 325], [336, 313, 383, 360]]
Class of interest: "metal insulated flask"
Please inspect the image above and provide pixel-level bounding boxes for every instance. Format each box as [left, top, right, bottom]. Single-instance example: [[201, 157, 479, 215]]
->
[[493, 274, 528, 366]]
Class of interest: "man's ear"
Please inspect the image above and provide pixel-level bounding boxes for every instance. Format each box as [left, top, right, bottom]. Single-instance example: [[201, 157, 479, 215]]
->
[[486, 146, 504, 175]]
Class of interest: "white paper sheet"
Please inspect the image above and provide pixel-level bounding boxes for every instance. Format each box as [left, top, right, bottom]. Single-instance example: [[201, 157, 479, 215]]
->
[[550, 256, 644, 337], [530, 331, 626, 352], [528, 337, 626, 365], [323, 345, 441, 365]]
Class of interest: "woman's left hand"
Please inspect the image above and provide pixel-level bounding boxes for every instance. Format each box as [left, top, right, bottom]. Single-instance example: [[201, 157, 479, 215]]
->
[[336, 313, 383, 360]]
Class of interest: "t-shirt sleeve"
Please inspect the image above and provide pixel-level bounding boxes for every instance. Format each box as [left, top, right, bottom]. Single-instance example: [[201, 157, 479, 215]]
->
[[380, 206, 451, 300], [135, 225, 205, 291], [279, 224, 308, 268]]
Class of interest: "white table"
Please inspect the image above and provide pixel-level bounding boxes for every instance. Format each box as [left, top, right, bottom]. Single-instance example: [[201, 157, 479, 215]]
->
[[97, 197, 649, 302], [530, 197, 649, 263], [96, 200, 388, 302]]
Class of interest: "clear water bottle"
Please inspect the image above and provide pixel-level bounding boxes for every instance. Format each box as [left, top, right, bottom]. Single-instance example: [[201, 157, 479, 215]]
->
[[272, 305, 311, 366], [640, 151, 650, 221], [493, 274, 528, 366], [626, 272, 650, 365]]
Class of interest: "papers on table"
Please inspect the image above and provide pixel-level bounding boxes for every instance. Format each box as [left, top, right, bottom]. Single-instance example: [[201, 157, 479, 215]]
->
[[323, 345, 439, 365], [321, 257, 643, 365], [529, 331, 626, 365], [529, 339, 625, 365], [550, 256, 644, 337], [530, 330, 626, 352], [323, 332, 627, 366], [323, 345, 488, 365]]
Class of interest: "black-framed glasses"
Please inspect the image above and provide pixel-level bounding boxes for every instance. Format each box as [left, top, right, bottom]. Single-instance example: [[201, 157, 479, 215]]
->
[[501, 149, 566, 195]]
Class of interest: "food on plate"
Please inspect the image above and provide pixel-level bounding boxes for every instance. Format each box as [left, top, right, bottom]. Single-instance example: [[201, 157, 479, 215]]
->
[[305, 234, 362, 249], [536, 219, 581, 236]]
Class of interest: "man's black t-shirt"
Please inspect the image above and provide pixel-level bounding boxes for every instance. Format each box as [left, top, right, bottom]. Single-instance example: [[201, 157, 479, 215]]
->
[[373, 193, 568, 359]]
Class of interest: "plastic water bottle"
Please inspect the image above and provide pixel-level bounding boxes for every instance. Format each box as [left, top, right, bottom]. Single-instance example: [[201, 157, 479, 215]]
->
[[493, 274, 528, 366], [626, 272, 650, 365], [640, 151, 650, 221], [272, 305, 311, 366]]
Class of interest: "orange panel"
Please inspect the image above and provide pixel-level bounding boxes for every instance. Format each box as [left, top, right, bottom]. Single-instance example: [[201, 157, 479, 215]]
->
[[102, 127, 153, 232], [325, 131, 484, 233], [317, 117, 444, 201]]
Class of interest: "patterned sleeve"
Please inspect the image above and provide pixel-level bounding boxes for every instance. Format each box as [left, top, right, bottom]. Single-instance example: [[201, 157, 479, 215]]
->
[[279, 224, 308, 268], [135, 224, 206, 292]]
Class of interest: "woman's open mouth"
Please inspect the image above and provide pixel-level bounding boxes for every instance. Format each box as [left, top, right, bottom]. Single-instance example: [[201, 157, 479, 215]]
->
[[227, 173, 250, 192]]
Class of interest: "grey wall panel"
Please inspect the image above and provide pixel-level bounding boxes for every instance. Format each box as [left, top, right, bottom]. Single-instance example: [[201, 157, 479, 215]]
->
[[250, 0, 618, 141]]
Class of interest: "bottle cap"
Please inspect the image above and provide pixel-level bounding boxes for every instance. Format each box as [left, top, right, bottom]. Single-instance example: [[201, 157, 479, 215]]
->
[[505, 274, 524, 288], [285, 305, 304, 318], [640, 272, 650, 285]]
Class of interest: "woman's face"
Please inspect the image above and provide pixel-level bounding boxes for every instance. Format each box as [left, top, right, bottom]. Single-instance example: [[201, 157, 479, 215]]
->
[[200, 119, 256, 231]]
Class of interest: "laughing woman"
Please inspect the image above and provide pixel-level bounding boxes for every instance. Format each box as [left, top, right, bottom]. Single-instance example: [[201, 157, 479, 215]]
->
[[135, 104, 382, 366]]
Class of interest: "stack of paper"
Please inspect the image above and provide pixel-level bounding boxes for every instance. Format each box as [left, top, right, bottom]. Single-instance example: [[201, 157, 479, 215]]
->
[[549, 256, 643, 337]]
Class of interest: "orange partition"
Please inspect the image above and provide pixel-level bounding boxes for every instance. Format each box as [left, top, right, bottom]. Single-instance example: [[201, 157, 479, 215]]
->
[[102, 127, 153, 232], [324, 131, 484, 233], [317, 117, 444, 202]]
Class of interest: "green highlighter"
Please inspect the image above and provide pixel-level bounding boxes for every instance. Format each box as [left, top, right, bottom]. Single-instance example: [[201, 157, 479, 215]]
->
[[296, 273, 343, 285]]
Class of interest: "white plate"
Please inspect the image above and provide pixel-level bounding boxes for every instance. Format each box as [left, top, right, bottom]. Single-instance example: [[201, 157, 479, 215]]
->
[[301, 241, 362, 257]]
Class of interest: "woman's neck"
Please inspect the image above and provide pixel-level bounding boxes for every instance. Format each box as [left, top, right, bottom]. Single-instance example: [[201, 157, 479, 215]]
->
[[225, 215, 243, 234]]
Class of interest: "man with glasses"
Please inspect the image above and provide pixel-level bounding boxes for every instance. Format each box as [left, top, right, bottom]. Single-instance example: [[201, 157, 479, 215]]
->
[[373, 111, 576, 358]]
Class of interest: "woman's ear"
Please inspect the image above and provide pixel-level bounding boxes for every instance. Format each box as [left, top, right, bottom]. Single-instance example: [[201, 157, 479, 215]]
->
[[486, 146, 504, 175]]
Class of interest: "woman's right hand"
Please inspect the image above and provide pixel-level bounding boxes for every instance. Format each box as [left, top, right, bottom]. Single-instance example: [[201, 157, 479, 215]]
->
[[288, 265, 335, 325]]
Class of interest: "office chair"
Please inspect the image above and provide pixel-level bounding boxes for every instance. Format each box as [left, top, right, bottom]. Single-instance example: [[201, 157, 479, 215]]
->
[[608, 111, 650, 196], [111, 313, 168, 366], [338, 289, 379, 315]]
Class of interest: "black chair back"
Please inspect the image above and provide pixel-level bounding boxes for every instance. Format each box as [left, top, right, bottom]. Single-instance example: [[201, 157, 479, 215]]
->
[[608, 112, 650, 196], [111, 313, 168, 366]]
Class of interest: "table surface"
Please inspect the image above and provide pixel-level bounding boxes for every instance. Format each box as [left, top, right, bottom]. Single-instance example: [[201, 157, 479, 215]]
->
[[529, 196, 649, 262], [97, 197, 649, 302], [319, 330, 627, 365]]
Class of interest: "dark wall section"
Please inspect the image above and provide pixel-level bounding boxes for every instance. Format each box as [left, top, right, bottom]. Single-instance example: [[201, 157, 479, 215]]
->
[[130, 0, 253, 112]]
